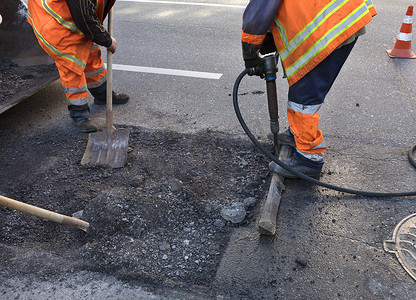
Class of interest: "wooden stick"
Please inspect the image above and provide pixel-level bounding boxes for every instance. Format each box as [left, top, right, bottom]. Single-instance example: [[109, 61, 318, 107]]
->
[[0, 195, 89, 232], [106, 8, 114, 136], [258, 145, 292, 235]]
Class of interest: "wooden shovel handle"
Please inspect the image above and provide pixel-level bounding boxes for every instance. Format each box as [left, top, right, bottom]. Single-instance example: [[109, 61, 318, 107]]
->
[[106, 8, 114, 135], [0, 195, 89, 231]]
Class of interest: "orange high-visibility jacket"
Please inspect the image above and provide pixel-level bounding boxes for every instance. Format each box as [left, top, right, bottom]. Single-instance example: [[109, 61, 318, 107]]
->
[[27, 0, 114, 75], [242, 0, 377, 86]]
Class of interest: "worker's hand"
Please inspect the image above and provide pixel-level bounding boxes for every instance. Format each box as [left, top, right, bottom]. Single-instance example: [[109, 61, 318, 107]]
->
[[260, 31, 277, 55], [244, 57, 264, 78], [107, 37, 117, 53]]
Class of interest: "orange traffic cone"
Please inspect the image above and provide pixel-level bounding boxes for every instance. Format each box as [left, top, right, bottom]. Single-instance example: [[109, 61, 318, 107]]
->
[[387, 6, 416, 59]]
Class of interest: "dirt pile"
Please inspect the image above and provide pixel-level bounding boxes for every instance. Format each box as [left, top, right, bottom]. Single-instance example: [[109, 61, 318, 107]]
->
[[0, 58, 58, 112], [0, 125, 270, 294]]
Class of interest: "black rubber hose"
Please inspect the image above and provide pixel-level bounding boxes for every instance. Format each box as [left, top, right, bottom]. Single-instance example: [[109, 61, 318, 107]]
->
[[409, 143, 416, 168], [233, 69, 416, 197]]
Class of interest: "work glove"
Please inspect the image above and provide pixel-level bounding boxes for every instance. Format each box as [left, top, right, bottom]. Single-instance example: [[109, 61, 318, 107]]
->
[[260, 31, 277, 55], [244, 57, 264, 78], [244, 31, 276, 77]]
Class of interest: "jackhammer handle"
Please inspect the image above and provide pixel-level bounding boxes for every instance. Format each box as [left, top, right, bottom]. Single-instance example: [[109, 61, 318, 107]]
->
[[0, 195, 90, 231], [262, 53, 279, 132], [263, 53, 279, 152], [266, 80, 279, 133]]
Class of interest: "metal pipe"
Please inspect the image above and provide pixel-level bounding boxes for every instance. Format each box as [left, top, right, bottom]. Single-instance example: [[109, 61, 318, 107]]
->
[[262, 53, 279, 153]]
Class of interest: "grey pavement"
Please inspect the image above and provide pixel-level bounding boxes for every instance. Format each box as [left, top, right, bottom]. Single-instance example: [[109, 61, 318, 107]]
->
[[213, 0, 416, 298]]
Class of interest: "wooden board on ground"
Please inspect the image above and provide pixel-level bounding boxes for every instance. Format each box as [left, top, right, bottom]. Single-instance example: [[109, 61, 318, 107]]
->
[[258, 145, 293, 235]]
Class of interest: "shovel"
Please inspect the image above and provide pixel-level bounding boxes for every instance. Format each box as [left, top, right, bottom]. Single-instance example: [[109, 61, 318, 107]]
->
[[81, 8, 129, 168], [0, 195, 89, 232]]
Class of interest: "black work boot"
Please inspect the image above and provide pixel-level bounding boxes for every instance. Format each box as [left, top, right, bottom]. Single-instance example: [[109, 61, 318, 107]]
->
[[269, 157, 322, 179], [267, 128, 296, 147], [89, 82, 130, 105], [68, 104, 98, 133]]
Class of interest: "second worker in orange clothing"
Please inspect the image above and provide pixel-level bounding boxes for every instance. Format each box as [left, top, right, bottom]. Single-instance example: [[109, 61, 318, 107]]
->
[[27, 0, 129, 133]]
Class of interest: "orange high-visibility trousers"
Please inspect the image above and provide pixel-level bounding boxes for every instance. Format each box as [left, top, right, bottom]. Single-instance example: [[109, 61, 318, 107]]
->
[[27, 0, 109, 107], [287, 40, 357, 167], [56, 44, 107, 107]]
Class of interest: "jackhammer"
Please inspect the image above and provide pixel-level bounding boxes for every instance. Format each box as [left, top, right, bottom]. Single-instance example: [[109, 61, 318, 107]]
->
[[262, 53, 280, 155], [233, 52, 416, 198]]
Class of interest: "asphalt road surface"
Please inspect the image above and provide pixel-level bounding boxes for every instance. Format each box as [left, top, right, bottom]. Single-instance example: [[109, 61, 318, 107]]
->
[[2, 0, 416, 299]]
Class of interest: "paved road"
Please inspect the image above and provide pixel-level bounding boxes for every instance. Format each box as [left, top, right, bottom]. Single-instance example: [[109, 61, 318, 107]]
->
[[2, 0, 416, 298], [106, 0, 273, 138], [212, 1, 416, 298]]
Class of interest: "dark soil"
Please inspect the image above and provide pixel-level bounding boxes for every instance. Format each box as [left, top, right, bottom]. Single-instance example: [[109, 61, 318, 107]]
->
[[0, 58, 58, 113], [0, 125, 270, 295]]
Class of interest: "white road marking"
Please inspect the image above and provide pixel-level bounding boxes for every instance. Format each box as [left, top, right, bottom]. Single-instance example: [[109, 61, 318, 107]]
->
[[112, 63, 223, 79], [114, 0, 232, 79], [118, 0, 246, 8]]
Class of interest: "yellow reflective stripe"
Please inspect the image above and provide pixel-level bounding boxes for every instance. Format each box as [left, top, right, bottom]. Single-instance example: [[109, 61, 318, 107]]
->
[[279, 0, 349, 60], [365, 0, 374, 9], [275, 19, 288, 49], [27, 13, 87, 69], [285, 3, 369, 79], [42, 0, 83, 34]]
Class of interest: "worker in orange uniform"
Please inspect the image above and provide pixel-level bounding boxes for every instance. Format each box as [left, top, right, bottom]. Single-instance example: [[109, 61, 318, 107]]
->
[[242, 0, 377, 178], [27, 0, 129, 133]]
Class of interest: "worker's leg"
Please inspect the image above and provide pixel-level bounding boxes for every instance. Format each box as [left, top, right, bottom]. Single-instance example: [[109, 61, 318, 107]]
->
[[270, 40, 356, 178], [86, 44, 130, 105], [56, 63, 98, 133]]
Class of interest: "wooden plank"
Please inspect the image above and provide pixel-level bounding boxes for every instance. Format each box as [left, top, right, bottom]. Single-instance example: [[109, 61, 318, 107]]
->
[[258, 145, 292, 235]]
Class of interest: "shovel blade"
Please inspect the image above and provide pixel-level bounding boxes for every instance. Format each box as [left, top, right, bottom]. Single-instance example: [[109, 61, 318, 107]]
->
[[81, 129, 129, 168]]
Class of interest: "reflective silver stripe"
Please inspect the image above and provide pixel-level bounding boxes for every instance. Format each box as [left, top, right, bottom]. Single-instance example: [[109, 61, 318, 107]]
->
[[275, 19, 288, 49], [92, 43, 100, 50], [365, 0, 374, 9], [397, 32, 412, 41], [287, 101, 321, 115], [67, 97, 88, 106], [61, 84, 87, 95], [27, 14, 87, 69], [403, 16, 413, 24], [85, 65, 105, 78], [311, 140, 327, 150], [279, 0, 347, 60], [87, 74, 107, 89], [286, 4, 369, 79], [296, 149, 324, 162], [42, 0, 83, 34]]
